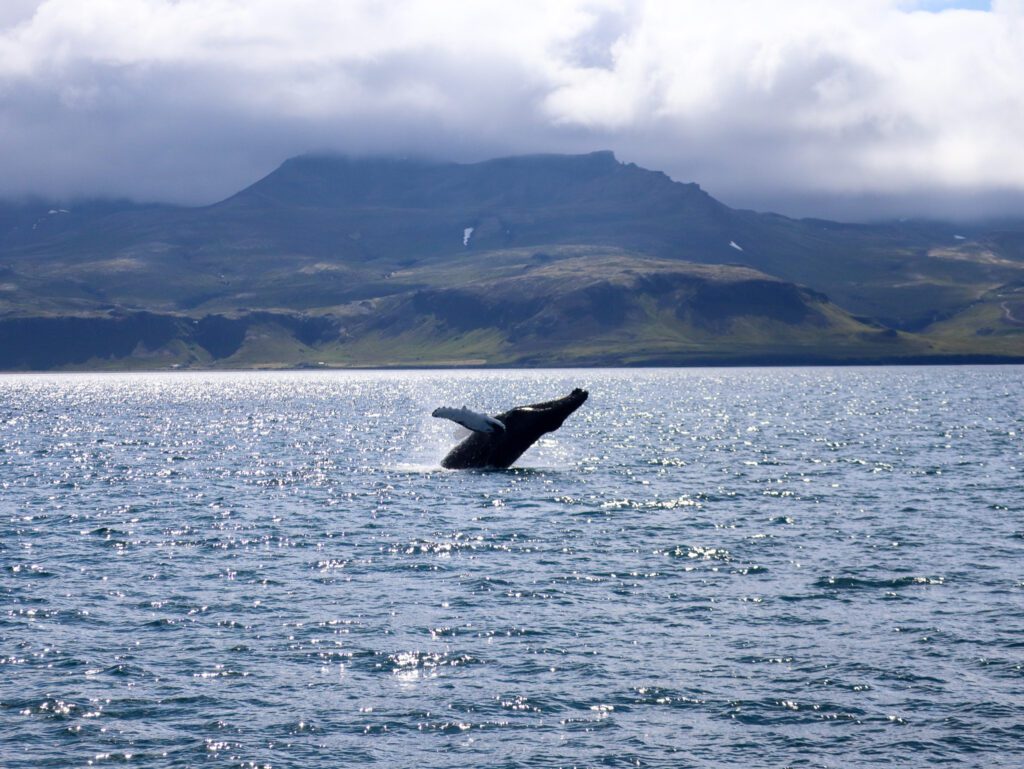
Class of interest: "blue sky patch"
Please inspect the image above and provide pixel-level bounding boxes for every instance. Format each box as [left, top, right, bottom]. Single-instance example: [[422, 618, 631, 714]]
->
[[907, 0, 992, 12]]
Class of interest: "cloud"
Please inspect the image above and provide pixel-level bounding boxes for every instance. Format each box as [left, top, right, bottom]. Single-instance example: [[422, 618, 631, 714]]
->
[[0, 0, 1022, 219]]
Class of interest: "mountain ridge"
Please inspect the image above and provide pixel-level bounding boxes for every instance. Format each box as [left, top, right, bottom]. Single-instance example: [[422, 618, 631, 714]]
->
[[1, 151, 1022, 369]]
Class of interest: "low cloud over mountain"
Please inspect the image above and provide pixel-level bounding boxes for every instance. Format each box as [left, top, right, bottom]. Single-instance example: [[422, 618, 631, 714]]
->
[[1, 1, 1023, 219]]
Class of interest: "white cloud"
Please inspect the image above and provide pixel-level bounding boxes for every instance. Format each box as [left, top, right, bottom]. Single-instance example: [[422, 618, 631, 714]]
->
[[0, 0, 1022, 219]]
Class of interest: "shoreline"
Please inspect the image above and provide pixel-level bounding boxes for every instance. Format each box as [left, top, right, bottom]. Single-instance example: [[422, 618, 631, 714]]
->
[[2, 355, 1024, 375]]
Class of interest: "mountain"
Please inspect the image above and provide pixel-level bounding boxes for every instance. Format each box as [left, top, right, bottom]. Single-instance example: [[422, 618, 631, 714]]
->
[[1, 152, 1022, 369]]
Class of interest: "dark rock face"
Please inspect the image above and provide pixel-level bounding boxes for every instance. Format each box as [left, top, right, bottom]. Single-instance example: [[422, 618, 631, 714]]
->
[[0, 313, 188, 369], [440, 389, 589, 469], [684, 280, 823, 326], [0, 311, 343, 369]]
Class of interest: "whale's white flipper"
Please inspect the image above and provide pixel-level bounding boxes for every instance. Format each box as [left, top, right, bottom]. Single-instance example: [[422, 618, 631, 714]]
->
[[432, 406, 505, 434]]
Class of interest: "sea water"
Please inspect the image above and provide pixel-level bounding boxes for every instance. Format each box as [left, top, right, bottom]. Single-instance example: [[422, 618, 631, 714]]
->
[[1, 367, 1022, 768]]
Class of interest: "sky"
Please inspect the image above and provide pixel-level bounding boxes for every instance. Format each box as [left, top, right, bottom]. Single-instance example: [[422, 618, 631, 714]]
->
[[0, 0, 1022, 221]]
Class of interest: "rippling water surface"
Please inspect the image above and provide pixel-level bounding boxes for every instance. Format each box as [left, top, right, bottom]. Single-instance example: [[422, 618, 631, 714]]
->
[[2, 367, 1022, 768]]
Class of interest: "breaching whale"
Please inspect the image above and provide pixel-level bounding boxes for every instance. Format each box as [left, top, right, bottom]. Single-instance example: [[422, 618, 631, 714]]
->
[[436, 388, 589, 469]]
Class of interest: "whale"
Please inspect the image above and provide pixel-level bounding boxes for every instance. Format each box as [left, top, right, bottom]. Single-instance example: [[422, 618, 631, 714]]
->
[[438, 388, 589, 469]]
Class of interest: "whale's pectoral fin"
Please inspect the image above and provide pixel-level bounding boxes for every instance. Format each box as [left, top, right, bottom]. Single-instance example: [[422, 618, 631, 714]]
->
[[432, 406, 505, 434]]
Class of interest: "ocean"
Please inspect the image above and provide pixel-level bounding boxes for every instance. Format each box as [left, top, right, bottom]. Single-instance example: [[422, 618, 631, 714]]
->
[[1, 367, 1022, 768]]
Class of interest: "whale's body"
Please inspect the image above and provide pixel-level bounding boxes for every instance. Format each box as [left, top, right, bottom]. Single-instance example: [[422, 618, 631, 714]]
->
[[439, 388, 588, 469]]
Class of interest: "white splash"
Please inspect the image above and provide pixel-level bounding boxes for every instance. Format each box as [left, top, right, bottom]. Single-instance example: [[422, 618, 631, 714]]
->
[[729, 240, 743, 251], [954, 234, 966, 240], [463, 227, 474, 246]]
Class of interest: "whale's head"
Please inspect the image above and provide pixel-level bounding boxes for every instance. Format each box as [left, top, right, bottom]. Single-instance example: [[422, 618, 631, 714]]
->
[[499, 388, 588, 438]]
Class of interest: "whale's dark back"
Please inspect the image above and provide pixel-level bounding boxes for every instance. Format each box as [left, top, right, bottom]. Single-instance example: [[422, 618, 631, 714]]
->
[[440, 388, 588, 469]]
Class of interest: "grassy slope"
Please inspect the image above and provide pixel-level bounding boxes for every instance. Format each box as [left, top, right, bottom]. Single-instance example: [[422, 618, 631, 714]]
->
[[3, 243, 1021, 369], [214, 251, 936, 368], [918, 284, 1024, 355]]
